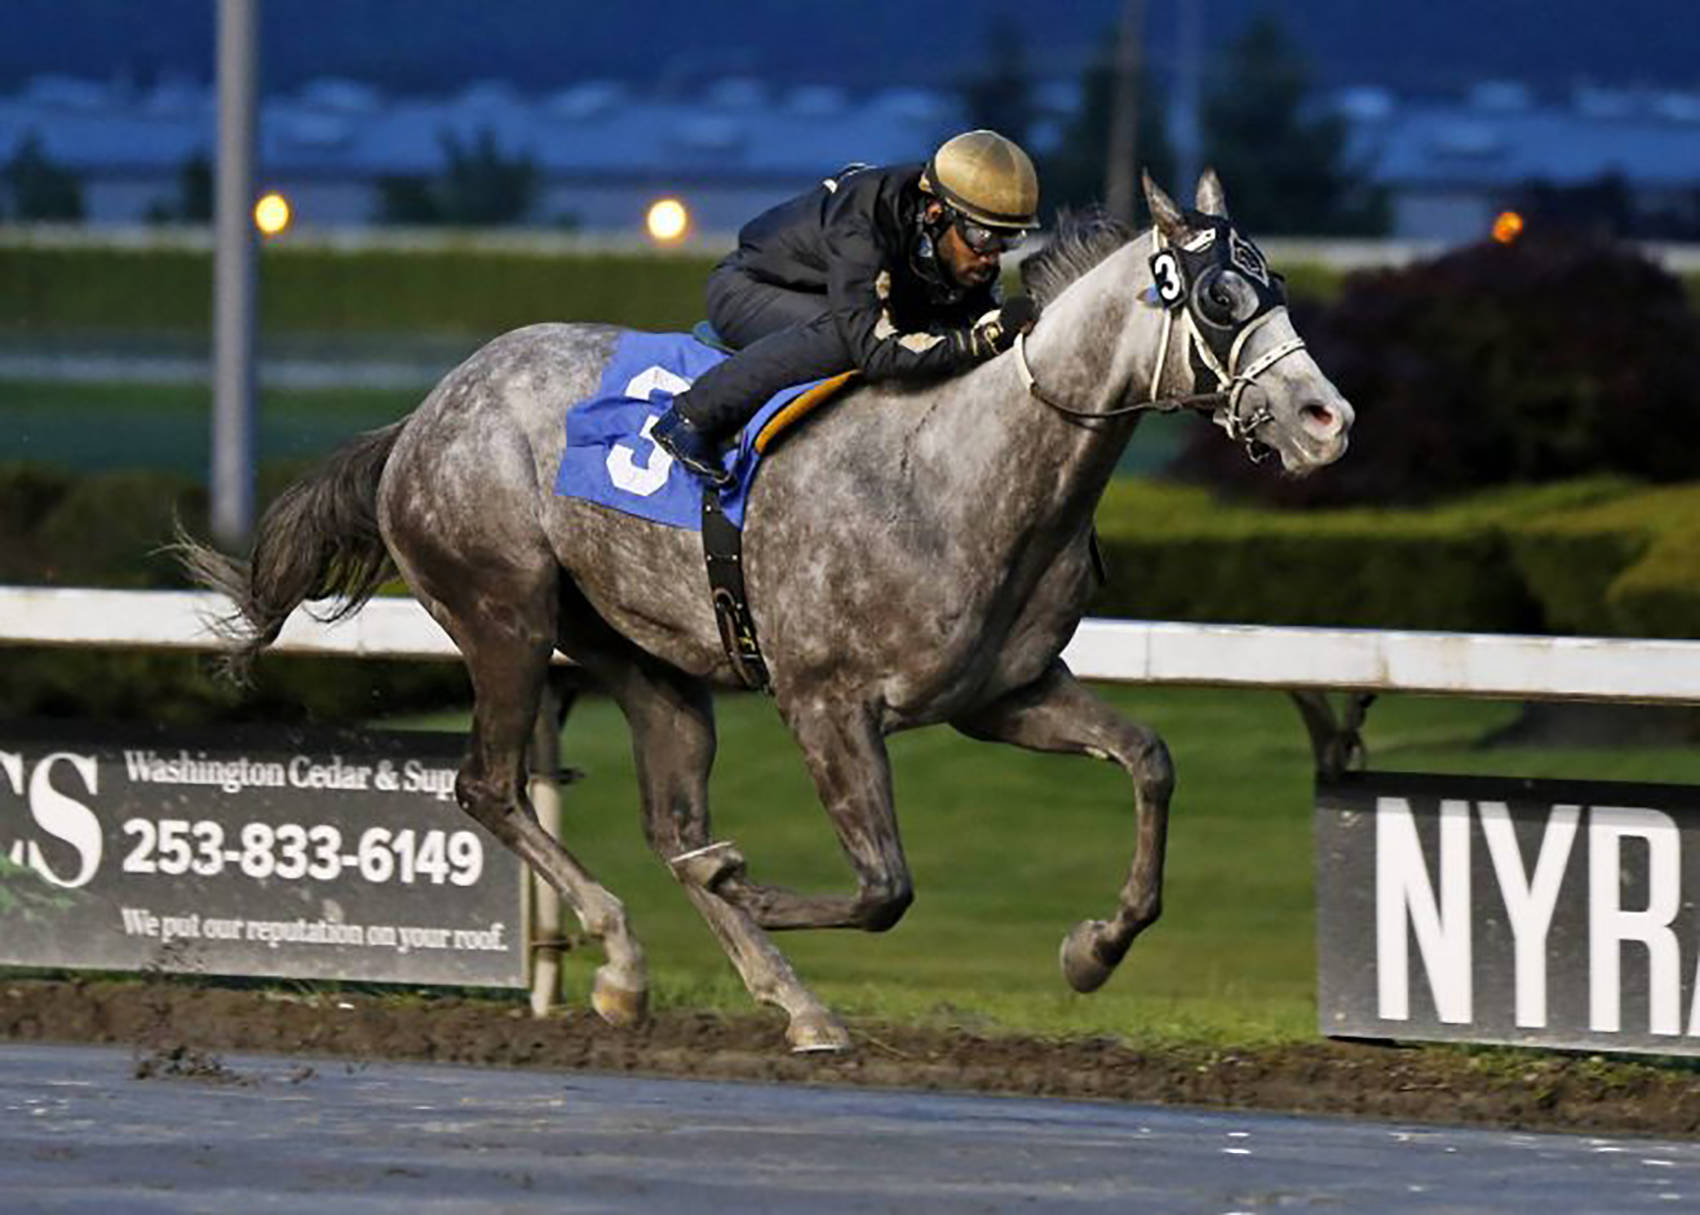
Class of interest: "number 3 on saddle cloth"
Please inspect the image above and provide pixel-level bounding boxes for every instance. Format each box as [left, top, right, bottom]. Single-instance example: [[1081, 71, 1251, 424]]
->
[[554, 329, 856, 529]]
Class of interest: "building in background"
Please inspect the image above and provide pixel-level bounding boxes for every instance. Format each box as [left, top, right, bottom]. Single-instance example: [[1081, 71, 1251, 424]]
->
[[0, 74, 982, 237], [4, 71, 1699, 243], [1338, 81, 1700, 241]]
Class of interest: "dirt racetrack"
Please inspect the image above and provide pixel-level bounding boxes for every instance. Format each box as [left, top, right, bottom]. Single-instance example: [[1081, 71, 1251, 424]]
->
[[4, 977, 1698, 1139]]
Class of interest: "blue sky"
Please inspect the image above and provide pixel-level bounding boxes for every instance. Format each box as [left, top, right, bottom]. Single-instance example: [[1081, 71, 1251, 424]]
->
[[2, 1, 1696, 98]]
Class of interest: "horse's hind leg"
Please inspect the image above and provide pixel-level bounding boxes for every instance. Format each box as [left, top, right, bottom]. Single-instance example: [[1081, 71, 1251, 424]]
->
[[401, 557, 648, 1026], [679, 701, 913, 934], [954, 660, 1173, 994], [588, 650, 849, 1052]]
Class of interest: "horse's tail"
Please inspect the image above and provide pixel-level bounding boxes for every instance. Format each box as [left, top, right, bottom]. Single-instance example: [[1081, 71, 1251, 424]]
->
[[175, 420, 406, 683]]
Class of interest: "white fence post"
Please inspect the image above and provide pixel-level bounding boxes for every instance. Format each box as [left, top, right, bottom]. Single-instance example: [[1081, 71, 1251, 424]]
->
[[527, 683, 565, 1017]]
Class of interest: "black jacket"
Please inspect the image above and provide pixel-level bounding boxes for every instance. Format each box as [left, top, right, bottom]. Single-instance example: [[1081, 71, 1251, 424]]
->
[[723, 163, 1000, 380]]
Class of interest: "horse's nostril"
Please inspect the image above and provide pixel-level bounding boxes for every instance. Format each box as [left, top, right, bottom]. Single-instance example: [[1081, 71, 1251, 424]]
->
[[1302, 402, 1336, 431]]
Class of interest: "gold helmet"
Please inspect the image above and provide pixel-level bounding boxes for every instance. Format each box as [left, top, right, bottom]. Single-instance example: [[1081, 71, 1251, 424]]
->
[[920, 129, 1039, 231]]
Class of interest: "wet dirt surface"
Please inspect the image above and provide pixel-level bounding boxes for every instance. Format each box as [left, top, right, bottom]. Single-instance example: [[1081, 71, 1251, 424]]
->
[[3, 977, 1698, 1140], [11, 1041, 1700, 1214]]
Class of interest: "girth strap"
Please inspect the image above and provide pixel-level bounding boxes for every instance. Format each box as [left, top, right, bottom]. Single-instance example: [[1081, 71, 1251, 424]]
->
[[701, 489, 772, 693]]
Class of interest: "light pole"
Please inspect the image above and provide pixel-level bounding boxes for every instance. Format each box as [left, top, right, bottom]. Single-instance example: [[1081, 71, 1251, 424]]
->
[[1103, 0, 1144, 226], [212, 0, 258, 546], [1172, 0, 1204, 191]]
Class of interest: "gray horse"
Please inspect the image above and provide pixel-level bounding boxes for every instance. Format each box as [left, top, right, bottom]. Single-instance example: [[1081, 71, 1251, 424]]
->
[[180, 172, 1352, 1051]]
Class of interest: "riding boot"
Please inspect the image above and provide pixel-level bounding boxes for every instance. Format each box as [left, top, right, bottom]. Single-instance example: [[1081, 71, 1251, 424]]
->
[[658, 309, 853, 488], [652, 404, 733, 487]]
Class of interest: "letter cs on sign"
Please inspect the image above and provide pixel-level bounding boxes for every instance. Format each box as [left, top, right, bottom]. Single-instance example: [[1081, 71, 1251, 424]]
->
[[1, 750, 103, 889]]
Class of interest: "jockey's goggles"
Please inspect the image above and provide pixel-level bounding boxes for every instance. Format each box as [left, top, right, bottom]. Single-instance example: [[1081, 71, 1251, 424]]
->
[[951, 209, 1031, 256]]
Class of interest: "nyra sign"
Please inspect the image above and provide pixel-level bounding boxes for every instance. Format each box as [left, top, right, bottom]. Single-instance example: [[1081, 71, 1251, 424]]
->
[[1317, 771, 1700, 1057]]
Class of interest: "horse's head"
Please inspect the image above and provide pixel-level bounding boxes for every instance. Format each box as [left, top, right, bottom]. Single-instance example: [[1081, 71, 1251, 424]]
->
[[1142, 170, 1353, 475]]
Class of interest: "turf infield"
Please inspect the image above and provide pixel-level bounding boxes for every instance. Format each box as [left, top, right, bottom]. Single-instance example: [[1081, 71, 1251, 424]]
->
[[388, 687, 1700, 1045]]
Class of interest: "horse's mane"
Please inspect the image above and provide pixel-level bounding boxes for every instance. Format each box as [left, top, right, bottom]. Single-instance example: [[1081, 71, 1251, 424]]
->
[[1019, 208, 1138, 309]]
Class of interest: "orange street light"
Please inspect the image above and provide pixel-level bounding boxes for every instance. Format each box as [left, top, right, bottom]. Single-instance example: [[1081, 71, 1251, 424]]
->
[[1491, 210, 1524, 245]]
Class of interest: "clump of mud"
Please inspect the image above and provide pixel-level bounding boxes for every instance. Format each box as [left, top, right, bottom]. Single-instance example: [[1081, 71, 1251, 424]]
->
[[133, 1043, 253, 1086]]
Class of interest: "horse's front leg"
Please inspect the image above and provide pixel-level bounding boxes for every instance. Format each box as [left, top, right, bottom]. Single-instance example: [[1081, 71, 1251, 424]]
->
[[954, 660, 1174, 993], [681, 701, 914, 935]]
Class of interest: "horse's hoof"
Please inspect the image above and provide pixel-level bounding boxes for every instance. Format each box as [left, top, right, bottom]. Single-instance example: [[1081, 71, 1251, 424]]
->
[[787, 1010, 852, 1054], [591, 967, 649, 1028], [1060, 919, 1116, 994]]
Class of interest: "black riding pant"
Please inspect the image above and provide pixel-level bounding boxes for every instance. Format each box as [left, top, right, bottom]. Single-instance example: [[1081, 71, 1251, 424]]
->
[[675, 262, 851, 439]]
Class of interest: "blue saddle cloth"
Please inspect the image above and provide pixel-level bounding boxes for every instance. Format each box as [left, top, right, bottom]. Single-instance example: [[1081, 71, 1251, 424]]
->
[[553, 330, 827, 529]]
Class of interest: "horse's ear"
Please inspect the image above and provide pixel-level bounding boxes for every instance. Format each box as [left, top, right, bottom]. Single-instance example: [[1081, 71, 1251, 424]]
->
[[1195, 167, 1229, 219], [1141, 169, 1187, 243]]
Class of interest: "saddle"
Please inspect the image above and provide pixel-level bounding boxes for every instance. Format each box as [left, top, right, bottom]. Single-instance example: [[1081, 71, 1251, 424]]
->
[[690, 321, 861, 454]]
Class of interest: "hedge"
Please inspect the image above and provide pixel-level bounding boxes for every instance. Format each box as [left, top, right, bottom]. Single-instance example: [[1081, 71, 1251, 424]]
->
[[1612, 525, 1700, 638], [1503, 483, 1700, 638], [0, 242, 1366, 339], [0, 245, 719, 336], [4, 242, 1697, 341], [0, 648, 468, 729], [1175, 237, 1700, 507], [1088, 477, 1663, 633], [1092, 480, 1520, 630]]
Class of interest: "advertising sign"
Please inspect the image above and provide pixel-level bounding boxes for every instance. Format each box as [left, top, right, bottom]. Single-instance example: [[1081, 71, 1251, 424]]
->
[[1318, 770, 1700, 1057], [0, 720, 524, 988]]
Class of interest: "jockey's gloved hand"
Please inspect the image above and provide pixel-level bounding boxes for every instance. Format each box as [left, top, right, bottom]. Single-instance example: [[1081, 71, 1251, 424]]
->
[[966, 296, 1041, 358], [999, 296, 1040, 337]]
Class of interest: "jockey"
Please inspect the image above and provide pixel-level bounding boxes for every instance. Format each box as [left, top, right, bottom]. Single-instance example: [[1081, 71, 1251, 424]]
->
[[652, 128, 1043, 486]]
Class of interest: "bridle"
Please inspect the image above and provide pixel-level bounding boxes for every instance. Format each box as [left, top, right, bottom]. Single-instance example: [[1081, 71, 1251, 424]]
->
[[1012, 217, 1308, 462]]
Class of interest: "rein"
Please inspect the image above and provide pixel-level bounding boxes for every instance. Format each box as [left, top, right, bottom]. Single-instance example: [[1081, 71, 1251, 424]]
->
[[1012, 329, 1224, 421], [1011, 226, 1309, 456]]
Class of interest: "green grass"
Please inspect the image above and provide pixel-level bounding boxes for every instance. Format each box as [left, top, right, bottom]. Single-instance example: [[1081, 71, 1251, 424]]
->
[[383, 686, 1700, 1046], [1, 379, 418, 475]]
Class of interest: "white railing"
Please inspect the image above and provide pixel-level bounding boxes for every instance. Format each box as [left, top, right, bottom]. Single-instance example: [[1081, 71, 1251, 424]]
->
[[6, 586, 1699, 705]]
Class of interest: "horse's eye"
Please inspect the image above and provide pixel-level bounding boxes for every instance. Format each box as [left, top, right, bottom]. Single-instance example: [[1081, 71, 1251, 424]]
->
[[1193, 269, 1255, 327]]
